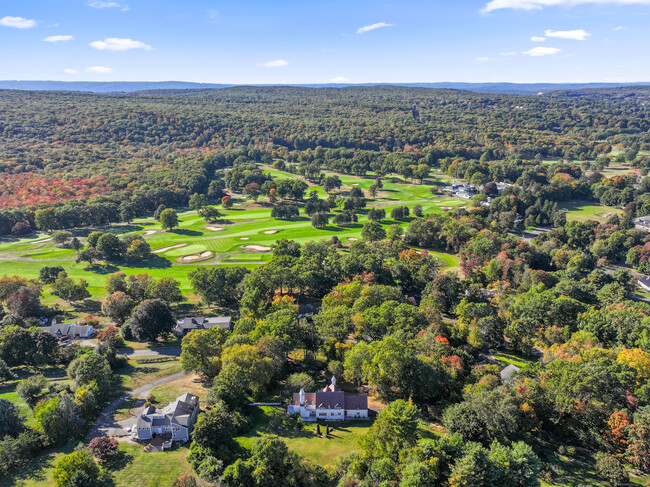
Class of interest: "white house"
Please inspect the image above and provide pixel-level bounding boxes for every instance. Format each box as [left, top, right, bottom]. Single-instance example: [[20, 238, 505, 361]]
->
[[287, 376, 368, 422], [135, 393, 199, 443]]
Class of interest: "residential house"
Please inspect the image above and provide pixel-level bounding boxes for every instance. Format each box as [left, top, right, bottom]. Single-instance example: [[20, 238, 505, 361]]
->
[[42, 323, 94, 339], [638, 276, 650, 293], [287, 376, 368, 421], [635, 216, 650, 232], [500, 364, 521, 385], [298, 304, 314, 320], [173, 316, 232, 337], [135, 393, 200, 443]]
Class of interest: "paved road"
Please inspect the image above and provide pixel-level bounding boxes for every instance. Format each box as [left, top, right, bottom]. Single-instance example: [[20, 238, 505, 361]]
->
[[86, 372, 186, 440]]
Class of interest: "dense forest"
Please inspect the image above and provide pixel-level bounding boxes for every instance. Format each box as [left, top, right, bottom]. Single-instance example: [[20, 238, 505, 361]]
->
[[3, 86, 650, 486]]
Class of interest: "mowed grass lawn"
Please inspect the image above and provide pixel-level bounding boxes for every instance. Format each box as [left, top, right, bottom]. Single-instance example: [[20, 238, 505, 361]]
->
[[237, 406, 372, 466], [559, 200, 622, 222], [0, 166, 463, 307]]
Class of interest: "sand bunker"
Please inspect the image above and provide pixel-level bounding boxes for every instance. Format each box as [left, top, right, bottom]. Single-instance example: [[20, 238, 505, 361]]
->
[[440, 206, 453, 211], [348, 237, 358, 241], [243, 245, 272, 251], [351, 183, 359, 186], [239, 237, 250, 240], [431, 199, 442, 203], [205, 226, 225, 231], [153, 243, 187, 254], [263, 230, 278, 234], [32, 238, 52, 244], [142, 230, 157, 236], [178, 251, 213, 262]]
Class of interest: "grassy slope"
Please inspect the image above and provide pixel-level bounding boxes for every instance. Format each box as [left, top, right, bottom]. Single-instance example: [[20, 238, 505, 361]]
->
[[559, 200, 623, 222], [0, 168, 463, 318]]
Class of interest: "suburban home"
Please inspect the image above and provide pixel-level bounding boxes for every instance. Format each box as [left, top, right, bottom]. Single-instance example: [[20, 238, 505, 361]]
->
[[134, 393, 200, 443], [634, 216, 650, 232], [500, 364, 521, 385], [298, 304, 314, 320], [287, 376, 368, 421], [173, 316, 232, 337], [42, 323, 94, 339], [638, 276, 650, 293]]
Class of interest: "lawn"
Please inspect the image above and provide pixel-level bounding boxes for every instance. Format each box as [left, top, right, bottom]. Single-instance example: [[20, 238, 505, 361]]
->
[[0, 384, 34, 426], [491, 350, 539, 368], [149, 374, 210, 404], [0, 165, 466, 311], [116, 358, 183, 391], [558, 200, 622, 222], [237, 406, 372, 466]]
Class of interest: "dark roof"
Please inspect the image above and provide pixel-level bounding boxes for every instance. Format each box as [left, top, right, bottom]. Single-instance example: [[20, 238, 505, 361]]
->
[[292, 391, 367, 410], [298, 304, 313, 315], [638, 276, 650, 286]]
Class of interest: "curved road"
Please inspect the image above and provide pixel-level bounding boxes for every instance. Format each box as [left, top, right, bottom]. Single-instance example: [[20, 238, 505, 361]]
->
[[86, 371, 186, 440]]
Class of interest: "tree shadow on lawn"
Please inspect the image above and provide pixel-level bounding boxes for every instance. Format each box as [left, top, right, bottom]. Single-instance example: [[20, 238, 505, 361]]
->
[[72, 299, 102, 314], [102, 225, 145, 235], [120, 255, 172, 269], [84, 263, 121, 274], [3, 442, 76, 487], [170, 228, 203, 237]]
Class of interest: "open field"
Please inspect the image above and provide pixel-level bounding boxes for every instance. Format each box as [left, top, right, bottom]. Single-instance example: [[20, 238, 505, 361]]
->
[[0, 167, 463, 315], [559, 200, 623, 222]]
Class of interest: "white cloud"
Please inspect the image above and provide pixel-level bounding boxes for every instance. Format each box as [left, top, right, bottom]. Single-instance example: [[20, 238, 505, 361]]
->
[[614, 25, 627, 30], [330, 76, 349, 82], [0, 16, 36, 29], [43, 35, 73, 43], [63, 68, 78, 75], [207, 9, 219, 22], [85, 66, 113, 73], [531, 36, 547, 41], [523, 46, 562, 56], [483, 0, 650, 12], [90, 38, 153, 51], [259, 59, 289, 68], [545, 29, 590, 40], [476, 56, 490, 62], [356, 22, 393, 34], [500, 51, 518, 55], [88, 1, 129, 11]]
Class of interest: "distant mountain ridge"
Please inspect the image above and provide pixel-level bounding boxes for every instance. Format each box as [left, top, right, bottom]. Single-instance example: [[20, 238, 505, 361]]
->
[[1, 80, 650, 95]]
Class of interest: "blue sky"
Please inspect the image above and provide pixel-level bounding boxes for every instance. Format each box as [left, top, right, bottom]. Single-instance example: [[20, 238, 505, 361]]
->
[[1, 0, 649, 83]]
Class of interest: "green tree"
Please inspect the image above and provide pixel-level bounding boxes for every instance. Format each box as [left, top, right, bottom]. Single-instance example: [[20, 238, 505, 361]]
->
[[0, 358, 16, 385], [39, 266, 66, 284], [128, 299, 175, 342], [181, 327, 229, 379], [189, 193, 209, 211], [359, 399, 420, 460], [311, 211, 329, 229], [51, 273, 90, 303], [53, 450, 100, 487], [102, 291, 136, 324], [188, 267, 248, 307], [159, 208, 179, 231], [16, 374, 47, 407], [96, 233, 124, 261], [67, 352, 112, 391], [0, 398, 23, 439], [146, 277, 183, 303], [34, 394, 80, 444], [362, 220, 386, 242]]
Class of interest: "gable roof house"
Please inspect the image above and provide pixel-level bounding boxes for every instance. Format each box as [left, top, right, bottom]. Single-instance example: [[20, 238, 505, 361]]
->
[[500, 364, 521, 385], [173, 317, 232, 337], [287, 376, 368, 421], [135, 393, 200, 443], [42, 323, 94, 339]]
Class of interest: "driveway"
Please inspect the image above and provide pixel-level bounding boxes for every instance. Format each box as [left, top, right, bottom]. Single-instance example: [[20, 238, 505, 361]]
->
[[86, 372, 186, 440], [77, 340, 182, 358]]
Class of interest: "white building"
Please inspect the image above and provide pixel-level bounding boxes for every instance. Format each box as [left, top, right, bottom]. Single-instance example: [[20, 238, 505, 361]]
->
[[287, 376, 368, 422]]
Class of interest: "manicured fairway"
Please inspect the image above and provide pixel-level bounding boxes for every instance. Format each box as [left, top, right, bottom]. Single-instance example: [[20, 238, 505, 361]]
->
[[0, 166, 463, 313]]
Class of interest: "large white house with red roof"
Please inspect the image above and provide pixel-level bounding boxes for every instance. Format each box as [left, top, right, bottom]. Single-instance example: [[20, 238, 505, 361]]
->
[[287, 376, 368, 421]]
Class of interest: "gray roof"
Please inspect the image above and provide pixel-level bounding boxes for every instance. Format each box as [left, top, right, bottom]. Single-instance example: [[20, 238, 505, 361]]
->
[[175, 317, 231, 332], [500, 364, 521, 384], [137, 393, 199, 430]]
